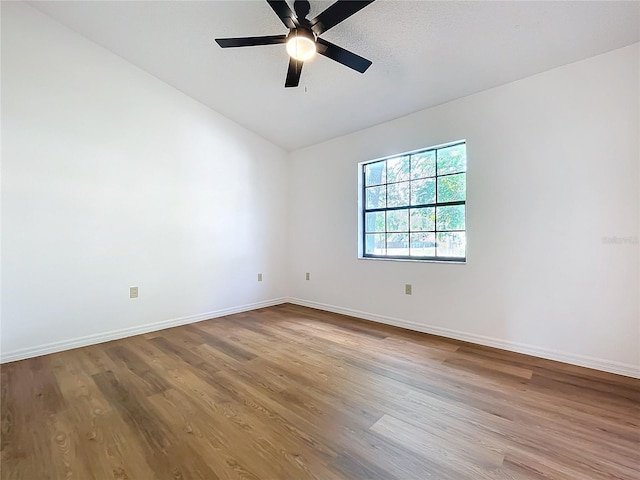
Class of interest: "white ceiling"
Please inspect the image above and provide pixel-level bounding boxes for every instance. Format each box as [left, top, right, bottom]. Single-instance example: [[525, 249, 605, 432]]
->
[[29, 1, 640, 151]]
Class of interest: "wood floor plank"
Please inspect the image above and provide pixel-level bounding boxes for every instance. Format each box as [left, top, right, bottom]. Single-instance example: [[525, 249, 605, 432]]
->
[[2, 303, 638, 479], [1, 361, 60, 479]]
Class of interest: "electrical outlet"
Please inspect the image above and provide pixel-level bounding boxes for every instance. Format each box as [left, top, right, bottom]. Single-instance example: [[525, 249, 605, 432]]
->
[[305, 272, 310, 281], [405, 284, 412, 295], [130, 286, 139, 299], [258, 273, 263, 282]]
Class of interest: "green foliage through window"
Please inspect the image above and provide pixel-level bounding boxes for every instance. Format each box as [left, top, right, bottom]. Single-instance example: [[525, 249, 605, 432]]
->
[[362, 142, 466, 260]]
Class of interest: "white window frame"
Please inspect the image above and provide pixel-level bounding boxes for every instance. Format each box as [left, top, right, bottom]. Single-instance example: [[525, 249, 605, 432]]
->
[[358, 141, 467, 263]]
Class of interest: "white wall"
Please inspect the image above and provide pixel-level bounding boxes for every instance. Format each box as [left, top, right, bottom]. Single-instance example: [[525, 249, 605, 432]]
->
[[287, 44, 640, 377], [1, 2, 289, 361]]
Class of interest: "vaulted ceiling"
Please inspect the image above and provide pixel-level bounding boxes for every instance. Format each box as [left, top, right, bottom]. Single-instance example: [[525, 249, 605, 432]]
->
[[30, 1, 640, 151]]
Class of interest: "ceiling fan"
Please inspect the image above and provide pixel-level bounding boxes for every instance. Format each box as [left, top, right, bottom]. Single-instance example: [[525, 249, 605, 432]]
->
[[215, 0, 375, 88]]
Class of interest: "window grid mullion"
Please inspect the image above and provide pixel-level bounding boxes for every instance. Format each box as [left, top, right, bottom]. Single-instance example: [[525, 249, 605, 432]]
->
[[364, 200, 465, 214], [409, 154, 413, 256], [434, 148, 438, 257], [385, 173, 389, 254]]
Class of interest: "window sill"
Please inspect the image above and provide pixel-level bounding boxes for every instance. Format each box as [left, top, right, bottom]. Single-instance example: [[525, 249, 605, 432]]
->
[[358, 256, 466, 265]]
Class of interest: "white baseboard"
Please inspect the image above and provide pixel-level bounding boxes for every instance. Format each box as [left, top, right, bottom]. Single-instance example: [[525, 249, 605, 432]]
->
[[287, 297, 640, 379], [4, 296, 638, 379], [0, 298, 288, 364]]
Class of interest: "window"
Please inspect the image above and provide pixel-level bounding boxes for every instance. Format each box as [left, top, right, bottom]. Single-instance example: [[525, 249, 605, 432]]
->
[[360, 142, 466, 262]]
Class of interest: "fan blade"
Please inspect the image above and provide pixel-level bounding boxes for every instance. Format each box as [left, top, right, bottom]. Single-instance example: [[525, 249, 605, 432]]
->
[[215, 35, 287, 48], [309, 0, 375, 35], [266, 0, 298, 29], [316, 38, 372, 73], [285, 58, 303, 87]]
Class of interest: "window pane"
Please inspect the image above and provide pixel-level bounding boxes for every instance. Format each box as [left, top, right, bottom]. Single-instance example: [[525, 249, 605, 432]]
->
[[436, 205, 465, 231], [410, 207, 435, 231], [436, 232, 466, 258], [437, 144, 466, 175], [365, 212, 385, 233], [386, 156, 410, 183], [387, 233, 409, 256], [365, 186, 386, 209], [410, 178, 436, 205], [410, 232, 436, 257], [411, 151, 436, 179], [365, 234, 386, 255], [437, 173, 466, 202], [365, 161, 386, 186], [387, 181, 410, 207], [387, 209, 408, 232]]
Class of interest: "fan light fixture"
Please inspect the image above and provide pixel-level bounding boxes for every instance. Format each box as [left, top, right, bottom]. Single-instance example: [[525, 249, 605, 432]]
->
[[214, 0, 375, 88], [286, 29, 316, 61]]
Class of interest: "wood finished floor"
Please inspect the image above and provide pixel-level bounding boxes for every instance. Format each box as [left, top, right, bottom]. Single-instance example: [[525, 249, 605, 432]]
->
[[1, 304, 639, 480]]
